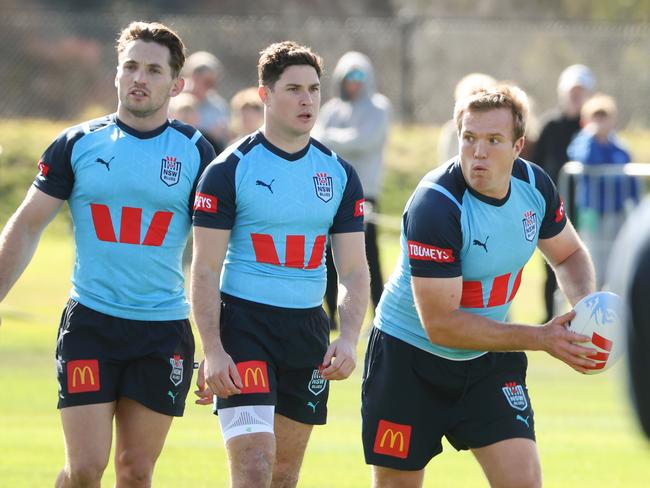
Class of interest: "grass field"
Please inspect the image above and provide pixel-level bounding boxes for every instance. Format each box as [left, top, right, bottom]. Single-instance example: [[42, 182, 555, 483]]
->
[[1, 218, 649, 487]]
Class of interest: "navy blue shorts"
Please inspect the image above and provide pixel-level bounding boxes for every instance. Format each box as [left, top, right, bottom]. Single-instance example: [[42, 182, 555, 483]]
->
[[216, 293, 330, 425], [362, 328, 535, 470], [55, 300, 195, 416]]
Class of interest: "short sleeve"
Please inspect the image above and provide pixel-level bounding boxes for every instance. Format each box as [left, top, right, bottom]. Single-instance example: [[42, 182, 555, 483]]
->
[[330, 157, 365, 234], [533, 164, 568, 239], [32, 127, 81, 200], [405, 186, 463, 278], [192, 154, 238, 229]]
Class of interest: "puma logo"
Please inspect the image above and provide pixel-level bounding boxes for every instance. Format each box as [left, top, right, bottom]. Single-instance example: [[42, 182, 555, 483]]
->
[[256, 179, 275, 194], [516, 414, 530, 428], [307, 401, 319, 413], [472, 236, 489, 253], [96, 157, 114, 171], [168, 390, 178, 404]]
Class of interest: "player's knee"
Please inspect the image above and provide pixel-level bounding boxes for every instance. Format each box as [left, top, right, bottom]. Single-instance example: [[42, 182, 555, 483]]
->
[[271, 462, 301, 488], [66, 460, 107, 486], [495, 460, 541, 488], [115, 453, 155, 486], [230, 444, 275, 486]]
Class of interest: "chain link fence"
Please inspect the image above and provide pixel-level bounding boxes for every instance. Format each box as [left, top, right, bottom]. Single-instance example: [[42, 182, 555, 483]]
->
[[1, 10, 650, 127]]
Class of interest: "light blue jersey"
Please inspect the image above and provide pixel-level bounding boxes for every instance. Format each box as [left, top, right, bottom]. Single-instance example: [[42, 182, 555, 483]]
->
[[375, 158, 567, 360], [34, 114, 215, 320], [193, 131, 365, 308]]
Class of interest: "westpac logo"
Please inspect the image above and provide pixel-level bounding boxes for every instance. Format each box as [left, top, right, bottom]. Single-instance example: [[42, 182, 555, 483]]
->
[[90, 204, 173, 246], [67, 359, 100, 394], [37, 160, 50, 176], [251, 233, 326, 269], [194, 192, 217, 213], [160, 156, 181, 186], [407, 240, 455, 263], [555, 197, 566, 223], [373, 419, 412, 459], [354, 199, 365, 217], [237, 360, 270, 394]]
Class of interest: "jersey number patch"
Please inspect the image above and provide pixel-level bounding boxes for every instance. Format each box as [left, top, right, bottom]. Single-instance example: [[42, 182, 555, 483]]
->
[[91, 204, 173, 247], [251, 233, 326, 269]]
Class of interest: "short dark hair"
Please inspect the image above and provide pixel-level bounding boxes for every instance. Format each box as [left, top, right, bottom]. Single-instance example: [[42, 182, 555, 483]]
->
[[116, 21, 185, 78], [454, 84, 529, 141], [257, 41, 323, 88]]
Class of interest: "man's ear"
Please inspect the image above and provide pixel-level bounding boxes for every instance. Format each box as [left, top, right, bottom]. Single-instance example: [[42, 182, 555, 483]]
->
[[258, 85, 269, 105], [170, 77, 185, 97]]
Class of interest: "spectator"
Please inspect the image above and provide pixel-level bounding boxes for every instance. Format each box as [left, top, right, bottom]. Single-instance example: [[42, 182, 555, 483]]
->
[[313, 51, 390, 329], [183, 50, 230, 153], [532, 63, 595, 321], [438, 73, 497, 165], [229, 86, 264, 141], [169, 91, 201, 127], [568, 93, 640, 288]]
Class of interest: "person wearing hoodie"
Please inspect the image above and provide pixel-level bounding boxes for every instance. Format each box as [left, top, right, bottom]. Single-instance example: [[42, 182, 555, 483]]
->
[[314, 51, 391, 329], [532, 64, 596, 321]]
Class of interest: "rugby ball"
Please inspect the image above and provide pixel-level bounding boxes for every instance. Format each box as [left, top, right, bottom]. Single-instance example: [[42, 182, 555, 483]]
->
[[567, 291, 624, 374]]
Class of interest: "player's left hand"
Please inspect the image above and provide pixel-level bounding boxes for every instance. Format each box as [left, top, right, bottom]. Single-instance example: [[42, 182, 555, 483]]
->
[[194, 360, 215, 406], [321, 337, 357, 380]]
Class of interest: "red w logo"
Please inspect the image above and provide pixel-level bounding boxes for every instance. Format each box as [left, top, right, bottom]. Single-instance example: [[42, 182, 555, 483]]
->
[[251, 233, 326, 269], [90, 204, 173, 246]]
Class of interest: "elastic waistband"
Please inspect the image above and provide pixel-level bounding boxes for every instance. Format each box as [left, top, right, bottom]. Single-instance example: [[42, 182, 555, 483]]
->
[[221, 293, 323, 316]]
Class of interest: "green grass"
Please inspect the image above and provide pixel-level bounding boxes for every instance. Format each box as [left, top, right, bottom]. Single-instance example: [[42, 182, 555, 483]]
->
[[1, 226, 650, 487]]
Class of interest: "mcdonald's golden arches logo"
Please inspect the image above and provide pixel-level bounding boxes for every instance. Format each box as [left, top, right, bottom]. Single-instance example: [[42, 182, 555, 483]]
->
[[67, 359, 100, 394], [236, 360, 270, 394], [373, 419, 412, 459]]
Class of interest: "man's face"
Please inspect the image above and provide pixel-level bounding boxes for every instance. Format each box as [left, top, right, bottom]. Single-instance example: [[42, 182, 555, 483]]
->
[[261, 65, 320, 138], [115, 40, 182, 120], [561, 85, 591, 116], [459, 107, 525, 199]]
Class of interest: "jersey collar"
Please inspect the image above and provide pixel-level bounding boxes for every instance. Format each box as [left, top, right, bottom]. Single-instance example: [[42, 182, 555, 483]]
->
[[113, 114, 170, 139]]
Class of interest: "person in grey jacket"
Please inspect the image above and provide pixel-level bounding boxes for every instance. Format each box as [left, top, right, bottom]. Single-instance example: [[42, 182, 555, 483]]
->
[[314, 51, 391, 329]]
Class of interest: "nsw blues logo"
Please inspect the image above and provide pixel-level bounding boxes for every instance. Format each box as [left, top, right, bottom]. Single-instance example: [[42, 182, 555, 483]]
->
[[313, 172, 333, 202], [161, 156, 182, 186], [502, 381, 528, 411], [522, 210, 537, 242], [169, 355, 184, 386], [307, 367, 327, 396]]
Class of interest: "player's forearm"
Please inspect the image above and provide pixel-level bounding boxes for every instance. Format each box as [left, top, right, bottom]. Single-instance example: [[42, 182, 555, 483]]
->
[[336, 265, 370, 345], [554, 245, 596, 306], [189, 266, 224, 355], [0, 212, 43, 301], [421, 309, 542, 352]]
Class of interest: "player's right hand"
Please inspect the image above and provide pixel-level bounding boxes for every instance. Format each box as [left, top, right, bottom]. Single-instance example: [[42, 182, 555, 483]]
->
[[201, 348, 243, 399], [539, 310, 598, 373]]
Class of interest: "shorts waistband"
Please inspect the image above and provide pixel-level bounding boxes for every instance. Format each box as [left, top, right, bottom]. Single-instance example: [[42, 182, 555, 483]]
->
[[221, 293, 323, 316]]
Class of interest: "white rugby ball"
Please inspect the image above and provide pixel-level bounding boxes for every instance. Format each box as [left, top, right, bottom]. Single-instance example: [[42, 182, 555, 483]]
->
[[567, 291, 625, 374]]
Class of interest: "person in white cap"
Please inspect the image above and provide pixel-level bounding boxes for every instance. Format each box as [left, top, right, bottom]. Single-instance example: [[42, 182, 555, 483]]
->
[[532, 63, 595, 322]]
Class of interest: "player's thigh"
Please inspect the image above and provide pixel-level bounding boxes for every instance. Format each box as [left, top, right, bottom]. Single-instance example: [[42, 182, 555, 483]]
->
[[60, 402, 115, 471], [471, 438, 541, 488], [114, 397, 174, 467], [273, 413, 313, 470], [372, 466, 425, 488]]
